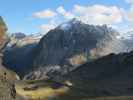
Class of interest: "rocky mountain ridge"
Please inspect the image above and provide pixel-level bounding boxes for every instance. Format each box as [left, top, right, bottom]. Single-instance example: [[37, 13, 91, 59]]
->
[[23, 19, 126, 79]]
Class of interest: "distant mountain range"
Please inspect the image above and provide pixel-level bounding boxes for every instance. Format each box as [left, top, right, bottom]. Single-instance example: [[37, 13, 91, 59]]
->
[[119, 31, 133, 52], [120, 31, 133, 40]]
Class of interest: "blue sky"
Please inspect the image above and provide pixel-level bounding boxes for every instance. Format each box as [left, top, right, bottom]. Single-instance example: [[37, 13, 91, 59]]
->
[[0, 0, 133, 34]]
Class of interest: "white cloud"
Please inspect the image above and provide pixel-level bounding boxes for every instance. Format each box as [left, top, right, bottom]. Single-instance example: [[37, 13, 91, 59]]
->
[[33, 9, 57, 19], [56, 6, 75, 19], [73, 4, 123, 25], [55, 5, 123, 25]]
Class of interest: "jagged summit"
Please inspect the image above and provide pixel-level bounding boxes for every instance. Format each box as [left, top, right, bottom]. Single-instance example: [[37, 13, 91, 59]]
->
[[56, 18, 117, 38]]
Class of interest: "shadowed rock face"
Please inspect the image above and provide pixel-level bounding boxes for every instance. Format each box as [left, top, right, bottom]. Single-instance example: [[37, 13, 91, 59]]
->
[[3, 43, 37, 76], [3, 33, 40, 77]]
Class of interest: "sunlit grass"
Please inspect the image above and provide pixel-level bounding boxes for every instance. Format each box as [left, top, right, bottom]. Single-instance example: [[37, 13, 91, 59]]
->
[[15, 80, 69, 100]]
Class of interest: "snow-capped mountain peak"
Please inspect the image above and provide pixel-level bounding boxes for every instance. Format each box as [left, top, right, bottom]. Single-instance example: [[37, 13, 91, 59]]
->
[[57, 18, 81, 31]]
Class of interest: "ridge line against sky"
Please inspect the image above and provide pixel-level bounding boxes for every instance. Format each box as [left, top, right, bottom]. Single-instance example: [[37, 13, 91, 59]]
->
[[0, 0, 133, 35]]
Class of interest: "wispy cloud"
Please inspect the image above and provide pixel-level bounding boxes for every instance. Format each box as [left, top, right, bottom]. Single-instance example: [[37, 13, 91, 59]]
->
[[56, 6, 75, 19], [33, 9, 57, 19]]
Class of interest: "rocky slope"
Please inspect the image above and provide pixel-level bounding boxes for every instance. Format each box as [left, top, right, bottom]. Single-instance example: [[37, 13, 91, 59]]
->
[[58, 51, 133, 97]]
